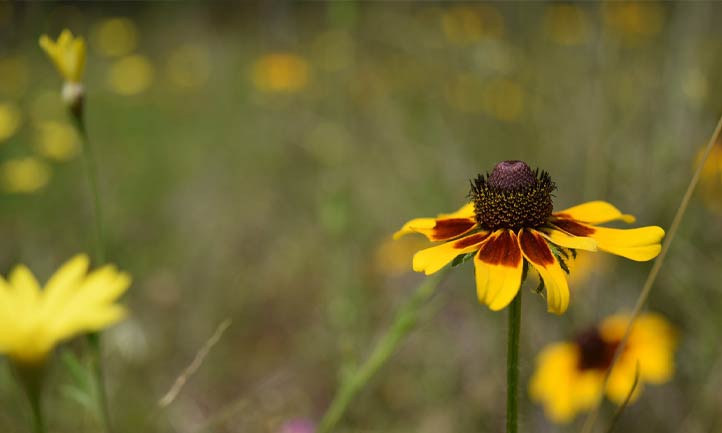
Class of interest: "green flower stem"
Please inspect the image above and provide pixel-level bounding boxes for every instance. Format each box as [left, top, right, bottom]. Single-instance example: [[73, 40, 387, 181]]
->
[[71, 112, 105, 265], [317, 269, 448, 433], [506, 290, 522, 433], [69, 107, 113, 433], [12, 362, 47, 433]]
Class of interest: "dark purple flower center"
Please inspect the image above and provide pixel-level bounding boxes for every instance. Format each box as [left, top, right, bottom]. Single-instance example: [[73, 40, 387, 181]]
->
[[470, 160, 556, 231]]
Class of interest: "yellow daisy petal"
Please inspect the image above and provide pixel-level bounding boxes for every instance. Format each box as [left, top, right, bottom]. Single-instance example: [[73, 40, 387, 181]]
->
[[413, 231, 490, 275], [555, 200, 636, 224], [474, 230, 524, 310], [519, 229, 570, 314], [540, 227, 597, 251]]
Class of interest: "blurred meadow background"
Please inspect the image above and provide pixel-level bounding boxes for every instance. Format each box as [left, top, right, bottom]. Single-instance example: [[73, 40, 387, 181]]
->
[[2, 2, 722, 432]]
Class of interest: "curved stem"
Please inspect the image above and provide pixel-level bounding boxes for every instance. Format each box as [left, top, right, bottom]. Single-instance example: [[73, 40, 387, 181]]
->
[[506, 291, 522, 433], [69, 108, 113, 433], [317, 269, 448, 433]]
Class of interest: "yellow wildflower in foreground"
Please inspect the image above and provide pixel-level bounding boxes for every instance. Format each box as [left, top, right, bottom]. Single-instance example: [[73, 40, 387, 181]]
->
[[0, 254, 131, 364], [529, 313, 678, 423], [39, 29, 86, 84], [394, 161, 664, 314]]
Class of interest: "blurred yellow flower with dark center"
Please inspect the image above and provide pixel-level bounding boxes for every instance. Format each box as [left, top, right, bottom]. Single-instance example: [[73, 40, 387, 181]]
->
[[107, 55, 154, 95], [395, 160, 664, 314], [39, 29, 86, 84], [441, 5, 504, 44], [0, 102, 22, 142], [529, 313, 678, 423], [91, 17, 139, 58], [543, 4, 590, 46], [0, 157, 50, 194], [34, 121, 80, 161], [0, 254, 131, 365], [251, 53, 310, 93], [165, 43, 211, 89]]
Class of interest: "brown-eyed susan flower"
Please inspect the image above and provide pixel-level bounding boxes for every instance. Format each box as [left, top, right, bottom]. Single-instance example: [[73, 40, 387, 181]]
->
[[529, 313, 678, 423], [0, 254, 131, 365], [394, 160, 664, 314], [39, 29, 87, 108]]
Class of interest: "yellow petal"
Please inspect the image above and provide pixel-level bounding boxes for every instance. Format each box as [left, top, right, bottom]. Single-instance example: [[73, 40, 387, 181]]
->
[[42, 254, 90, 312], [529, 342, 585, 424], [540, 227, 597, 251], [555, 200, 636, 224], [590, 226, 665, 261], [413, 231, 490, 275], [474, 230, 524, 310], [519, 230, 570, 314], [9, 265, 41, 306], [393, 202, 476, 241]]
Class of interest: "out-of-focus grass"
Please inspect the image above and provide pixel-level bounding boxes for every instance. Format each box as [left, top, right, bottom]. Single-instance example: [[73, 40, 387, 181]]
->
[[1, 2, 722, 432]]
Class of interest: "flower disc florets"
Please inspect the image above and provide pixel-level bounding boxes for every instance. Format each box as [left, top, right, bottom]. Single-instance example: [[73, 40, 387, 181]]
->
[[470, 160, 556, 231]]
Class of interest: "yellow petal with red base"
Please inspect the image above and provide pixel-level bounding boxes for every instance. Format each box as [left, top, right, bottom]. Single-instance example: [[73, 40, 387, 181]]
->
[[474, 230, 524, 310], [539, 227, 597, 251], [413, 232, 490, 275], [519, 229, 570, 314], [554, 200, 636, 224], [393, 203, 476, 241], [553, 218, 664, 262]]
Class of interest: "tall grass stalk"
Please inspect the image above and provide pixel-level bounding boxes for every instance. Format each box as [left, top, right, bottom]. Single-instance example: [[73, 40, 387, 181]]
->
[[317, 269, 448, 433], [581, 113, 722, 433]]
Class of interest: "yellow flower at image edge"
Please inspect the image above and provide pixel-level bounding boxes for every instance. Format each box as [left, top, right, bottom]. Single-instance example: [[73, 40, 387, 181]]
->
[[0, 157, 51, 194], [0, 254, 131, 364], [394, 160, 665, 314], [39, 29, 86, 83], [529, 313, 678, 423]]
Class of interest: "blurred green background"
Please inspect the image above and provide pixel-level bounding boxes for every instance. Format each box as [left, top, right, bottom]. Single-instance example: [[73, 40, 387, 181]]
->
[[1, 2, 722, 432]]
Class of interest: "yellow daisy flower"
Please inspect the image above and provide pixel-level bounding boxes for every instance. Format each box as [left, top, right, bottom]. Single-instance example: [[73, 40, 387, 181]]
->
[[529, 313, 678, 423], [394, 160, 664, 314], [38, 29, 86, 84], [0, 254, 131, 365]]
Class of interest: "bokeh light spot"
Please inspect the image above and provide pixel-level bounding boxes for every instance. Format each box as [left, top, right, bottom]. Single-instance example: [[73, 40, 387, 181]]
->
[[251, 53, 310, 93], [92, 17, 139, 57], [0, 157, 51, 193], [107, 55, 155, 95]]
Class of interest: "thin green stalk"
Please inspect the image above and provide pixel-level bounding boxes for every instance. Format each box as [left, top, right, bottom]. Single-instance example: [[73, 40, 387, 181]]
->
[[506, 291, 522, 433], [581, 113, 722, 433], [72, 114, 106, 265], [317, 269, 448, 433], [69, 108, 113, 433], [12, 362, 47, 433]]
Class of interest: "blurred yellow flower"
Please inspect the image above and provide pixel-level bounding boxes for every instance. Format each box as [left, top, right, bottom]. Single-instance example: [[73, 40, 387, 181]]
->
[[543, 4, 590, 46], [0, 102, 22, 142], [34, 121, 80, 161], [107, 55, 154, 95], [251, 53, 310, 93], [165, 43, 211, 89], [603, 1, 665, 40], [0, 157, 50, 194], [374, 235, 430, 276], [0, 254, 131, 364], [530, 313, 677, 423], [39, 29, 86, 83], [441, 5, 504, 45], [91, 17, 139, 58], [0, 56, 30, 98]]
